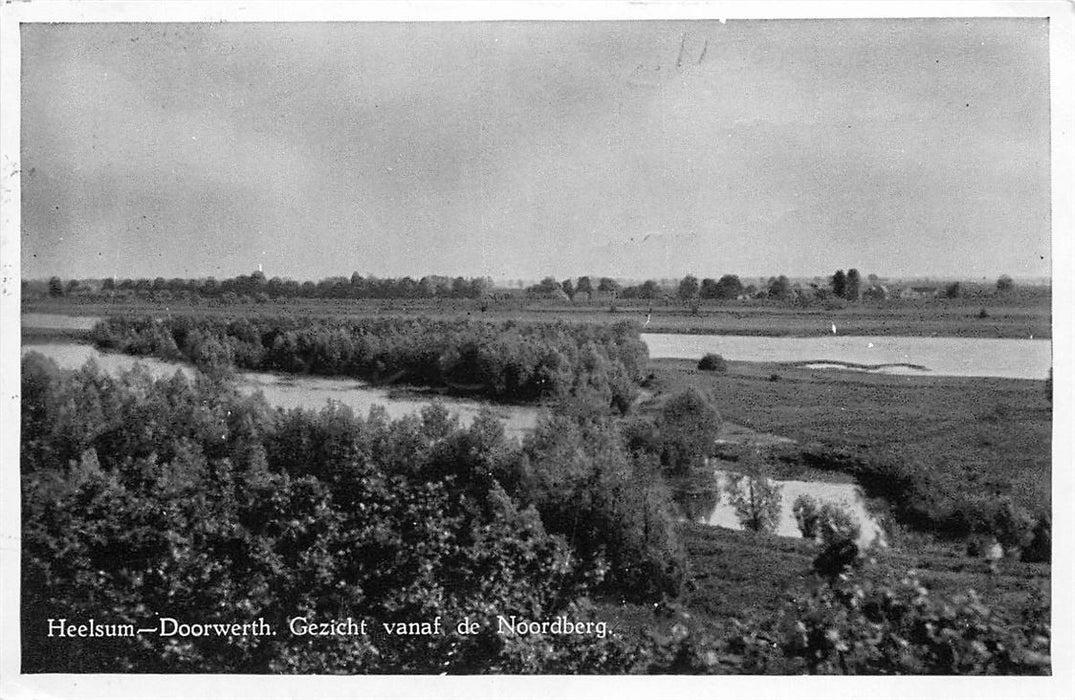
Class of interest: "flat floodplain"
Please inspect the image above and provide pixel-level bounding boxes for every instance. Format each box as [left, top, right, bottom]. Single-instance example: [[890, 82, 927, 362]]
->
[[22, 293, 1053, 338]]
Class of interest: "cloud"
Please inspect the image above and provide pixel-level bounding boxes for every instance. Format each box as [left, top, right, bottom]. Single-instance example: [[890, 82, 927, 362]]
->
[[21, 20, 1050, 280]]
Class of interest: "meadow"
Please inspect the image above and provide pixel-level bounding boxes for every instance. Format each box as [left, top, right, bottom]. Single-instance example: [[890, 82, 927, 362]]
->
[[24, 290, 1052, 339]]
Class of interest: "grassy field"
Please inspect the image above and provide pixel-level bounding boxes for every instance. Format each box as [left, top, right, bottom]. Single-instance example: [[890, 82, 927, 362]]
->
[[600, 521, 1050, 650], [644, 357, 1052, 565], [24, 293, 1052, 338]]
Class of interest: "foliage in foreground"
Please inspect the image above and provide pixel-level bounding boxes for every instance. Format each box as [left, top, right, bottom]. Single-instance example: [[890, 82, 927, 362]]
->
[[21, 353, 675, 673], [21, 354, 1049, 674]]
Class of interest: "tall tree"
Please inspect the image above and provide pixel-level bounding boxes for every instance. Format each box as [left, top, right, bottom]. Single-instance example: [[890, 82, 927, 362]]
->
[[715, 274, 744, 300], [598, 277, 621, 294], [831, 270, 847, 299], [846, 269, 862, 301], [677, 275, 700, 301], [767, 275, 791, 299], [639, 280, 660, 299], [561, 278, 575, 300], [576, 276, 594, 298], [996, 274, 1014, 293]]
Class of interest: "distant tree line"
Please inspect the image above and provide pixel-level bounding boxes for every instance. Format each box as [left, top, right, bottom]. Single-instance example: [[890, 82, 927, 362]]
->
[[38, 271, 493, 301], [90, 315, 648, 409], [32, 269, 1035, 305]]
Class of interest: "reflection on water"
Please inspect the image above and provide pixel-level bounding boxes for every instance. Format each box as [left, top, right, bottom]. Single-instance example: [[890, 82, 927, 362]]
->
[[642, 333, 1051, 380], [21, 343, 541, 439], [687, 469, 887, 549]]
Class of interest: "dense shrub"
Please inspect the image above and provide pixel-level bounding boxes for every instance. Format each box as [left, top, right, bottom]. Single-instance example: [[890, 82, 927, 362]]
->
[[654, 388, 722, 475], [775, 571, 1051, 674], [1021, 515, 1051, 563], [90, 315, 648, 407], [817, 503, 861, 546], [697, 353, 727, 372], [518, 409, 687, 600], [20, 354, 667, 673]]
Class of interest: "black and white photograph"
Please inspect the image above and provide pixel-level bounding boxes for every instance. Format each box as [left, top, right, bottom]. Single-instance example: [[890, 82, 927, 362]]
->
[[1, 1, 1071, 696]]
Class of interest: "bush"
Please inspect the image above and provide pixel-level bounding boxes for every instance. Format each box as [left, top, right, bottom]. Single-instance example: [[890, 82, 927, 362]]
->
[[778, 570, 1050, 674], [19, 356, 667, 673], [697, 353, 727, 372], [90, 315, 649, 405], [655, 387, 722, 475], [817, 502, 861, 546], [519, 412, 686, 601], [1021, 515, 1051, 563], [793, 495, 821, 539]]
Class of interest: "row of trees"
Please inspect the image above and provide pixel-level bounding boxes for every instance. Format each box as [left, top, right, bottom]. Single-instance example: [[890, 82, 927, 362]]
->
[[43, 271, 494, 300], [90, 315, 649, 409], [35, 269, 1026, 305]]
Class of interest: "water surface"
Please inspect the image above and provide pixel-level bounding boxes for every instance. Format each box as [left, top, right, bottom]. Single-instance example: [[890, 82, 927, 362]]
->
[[22, 342, 541, 439], [22, 313, 1050, 380], [682, 469, 887, 549], [642, 333, 1050, 380], [22, 312, 103, 331]]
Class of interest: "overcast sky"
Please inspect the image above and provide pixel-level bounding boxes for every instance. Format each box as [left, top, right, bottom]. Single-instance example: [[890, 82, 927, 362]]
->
[[21, 19, 1051, 281]]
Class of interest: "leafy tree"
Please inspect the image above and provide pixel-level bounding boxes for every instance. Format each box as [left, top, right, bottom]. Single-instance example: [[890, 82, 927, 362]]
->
[[576, 276, 593, 298], [655, 387, 722, 475], [561, 278, 575, 300], [945, 281, 962, 299], [715, 274, 744, 299], [767, 275, 791, 299], [724, 451, 782, 533], [831, 270, 847, 299], [598, 277, 620, 294], [638, 280, 660, 299], [677, 275, 700, 301], [846, 269, 862, 301], [997, 274, 1014, 293], [47, 276, 64, 297], [529, 276, 564, 297], [727, 474, 782, 534]]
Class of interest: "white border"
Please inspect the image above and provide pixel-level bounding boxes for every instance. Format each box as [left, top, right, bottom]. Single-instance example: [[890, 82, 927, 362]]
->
[[1, 2, 1072, 699]]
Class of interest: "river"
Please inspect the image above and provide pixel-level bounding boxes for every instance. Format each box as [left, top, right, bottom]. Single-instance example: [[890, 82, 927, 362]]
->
[[21, 342, 542, 440], [642, 332, 1051, 380], [21, 313, 1051, 380]]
